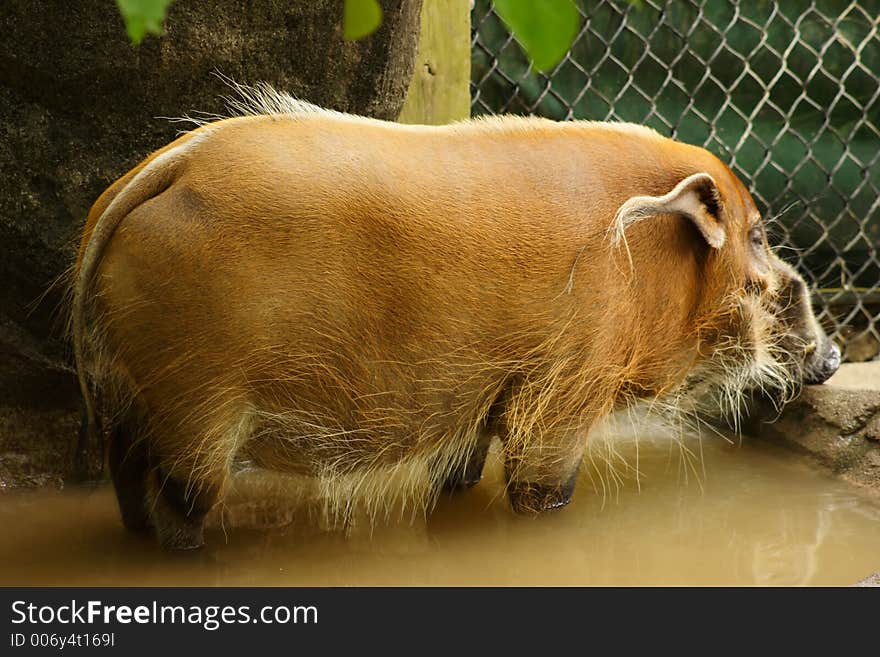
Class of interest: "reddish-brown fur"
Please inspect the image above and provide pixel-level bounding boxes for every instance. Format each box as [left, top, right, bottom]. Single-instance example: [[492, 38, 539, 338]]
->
[[74, 108, 834, 550]]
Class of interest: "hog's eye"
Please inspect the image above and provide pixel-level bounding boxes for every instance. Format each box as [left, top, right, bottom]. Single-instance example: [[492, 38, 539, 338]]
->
[[749, 226, 764, 247]]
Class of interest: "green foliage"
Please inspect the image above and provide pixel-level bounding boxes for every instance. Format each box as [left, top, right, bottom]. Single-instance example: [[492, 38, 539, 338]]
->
[[494, 0, 581, 71], [115, 0, 385, 45], [116, 0, 173, 45], [344, 0, 383, 41]]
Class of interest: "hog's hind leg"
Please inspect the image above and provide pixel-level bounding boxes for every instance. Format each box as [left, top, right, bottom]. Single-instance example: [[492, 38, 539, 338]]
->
[[144, 406, 246, 551], [442, 433, 492, 491], [107, 409, 151, 533], [147, 462, 220, 551]]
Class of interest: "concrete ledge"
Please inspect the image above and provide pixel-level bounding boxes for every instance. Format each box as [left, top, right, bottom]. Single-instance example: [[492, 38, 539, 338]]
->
[[746, 362, 880, 491], [822, 361, 880, 391]]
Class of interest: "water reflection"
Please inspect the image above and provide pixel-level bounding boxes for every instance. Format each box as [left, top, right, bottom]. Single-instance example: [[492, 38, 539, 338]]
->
[[1, 433, 878, 586]]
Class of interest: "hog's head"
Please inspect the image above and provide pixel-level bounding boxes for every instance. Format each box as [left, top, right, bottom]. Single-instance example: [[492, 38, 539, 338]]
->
[[762, 257, 841, 386], [613, 166, 840, 424]]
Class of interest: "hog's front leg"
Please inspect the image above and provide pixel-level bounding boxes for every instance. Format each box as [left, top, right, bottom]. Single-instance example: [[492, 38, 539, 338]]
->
[[502, 431, 584, 514]]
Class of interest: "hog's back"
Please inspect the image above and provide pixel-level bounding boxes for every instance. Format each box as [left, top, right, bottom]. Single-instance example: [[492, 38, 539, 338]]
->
[[93, 116, 629, 467]]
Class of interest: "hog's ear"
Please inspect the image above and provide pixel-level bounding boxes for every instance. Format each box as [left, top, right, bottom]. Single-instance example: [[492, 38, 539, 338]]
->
[[611, 173, 725, 249]]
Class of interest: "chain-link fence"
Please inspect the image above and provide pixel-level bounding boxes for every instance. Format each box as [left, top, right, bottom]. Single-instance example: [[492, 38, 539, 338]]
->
[[472, 0, 880, 361]]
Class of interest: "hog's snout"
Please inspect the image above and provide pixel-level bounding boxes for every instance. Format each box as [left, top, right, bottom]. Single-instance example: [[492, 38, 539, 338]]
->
[[804, 341, 841, 385]]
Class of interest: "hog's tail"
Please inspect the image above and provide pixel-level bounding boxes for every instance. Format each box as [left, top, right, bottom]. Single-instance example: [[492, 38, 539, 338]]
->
[[72, 130, 209, 477]]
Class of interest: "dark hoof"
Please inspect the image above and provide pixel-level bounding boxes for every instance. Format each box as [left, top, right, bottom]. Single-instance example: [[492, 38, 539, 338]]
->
[[443, 471, 483, 492], [508, 476, 576, 514], [153, 470, 213, 551], [120, 511, 152, 534], [441, 441, 490, 492]]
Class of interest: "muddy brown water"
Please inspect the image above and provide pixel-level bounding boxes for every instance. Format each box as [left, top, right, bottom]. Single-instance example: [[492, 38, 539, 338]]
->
[[1, 432, 879, 586]]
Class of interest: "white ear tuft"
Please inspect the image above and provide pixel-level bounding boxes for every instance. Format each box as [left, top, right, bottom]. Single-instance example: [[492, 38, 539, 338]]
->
[[610, 173, 725, 249]]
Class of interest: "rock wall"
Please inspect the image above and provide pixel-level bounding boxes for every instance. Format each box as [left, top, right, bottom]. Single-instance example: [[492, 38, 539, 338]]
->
[[0, 0, 423, 486]]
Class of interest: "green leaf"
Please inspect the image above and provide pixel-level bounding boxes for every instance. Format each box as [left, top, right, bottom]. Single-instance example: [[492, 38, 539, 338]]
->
[[344, 0, 383, 41], [494, 0, 581, 72], [116, 0, 174, 46]]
